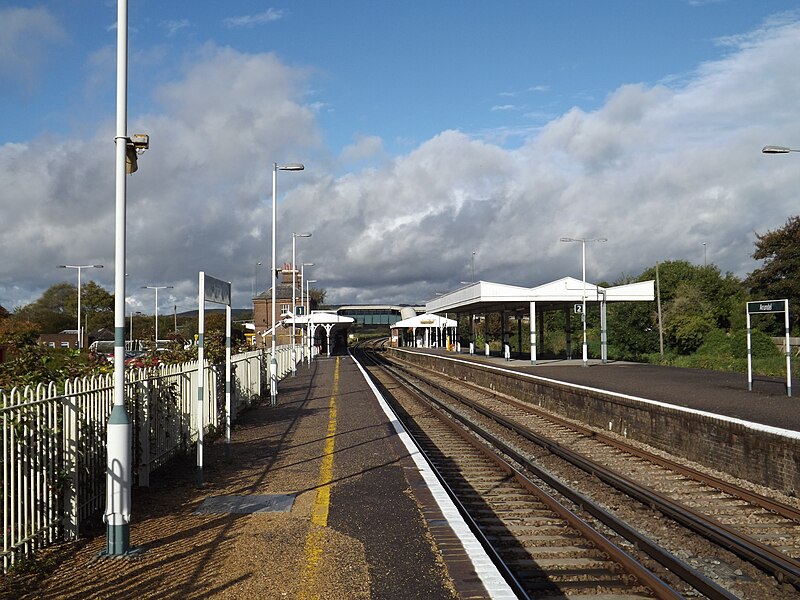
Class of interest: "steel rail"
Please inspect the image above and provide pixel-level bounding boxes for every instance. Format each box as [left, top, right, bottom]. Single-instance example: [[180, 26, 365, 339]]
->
[[359, 349, 693, 600], [388, 354, 800, 591]]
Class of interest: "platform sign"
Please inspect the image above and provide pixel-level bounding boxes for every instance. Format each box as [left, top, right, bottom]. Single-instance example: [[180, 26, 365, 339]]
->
[[746, 298, 791, 397], [197, 271, 234, 487], [295, 305, 305, 316], [747, 300, 786, 314], [573, 303, 583, 314]]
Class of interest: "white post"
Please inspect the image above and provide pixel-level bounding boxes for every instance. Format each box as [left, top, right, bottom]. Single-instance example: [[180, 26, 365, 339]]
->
[[225, 302, 232, 459], [785, 301, 792, 397], [530, 301, 537, 364], [270, 164, 278, 405], [105, 0, 131, 557], [746, 309, 753, 392], [581, 239, 588, 367], [196, 272, 205, 486]]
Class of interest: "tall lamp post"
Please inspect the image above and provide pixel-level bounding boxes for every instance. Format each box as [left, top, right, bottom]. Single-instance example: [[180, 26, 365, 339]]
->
[[271, 162, 304, 405], [306, 278, 317, 363], [128, 311, 143, 346], [142, 285, 173, 348], [560, 237, 607, 367], [300, 262, 314, 362], [291, 232, 312, 377], [252, 261, 262, 298], [471, 251, 476, 283], [58, 264, 104, 349]]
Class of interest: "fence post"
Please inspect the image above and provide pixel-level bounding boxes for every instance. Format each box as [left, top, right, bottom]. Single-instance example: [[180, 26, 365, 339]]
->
[[137, 378, 151, 487], [62, 388, 79, 539]]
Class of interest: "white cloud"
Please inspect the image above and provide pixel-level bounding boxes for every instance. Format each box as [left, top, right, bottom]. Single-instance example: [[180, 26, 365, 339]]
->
[[223, 9, 286, 28], [2, 18, 800, 312], [339, 135, 385, 164]]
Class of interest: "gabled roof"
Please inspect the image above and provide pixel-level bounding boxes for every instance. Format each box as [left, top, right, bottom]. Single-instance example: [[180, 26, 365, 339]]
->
[[392, 313, 457, 329], [426, 278, 654, 314]]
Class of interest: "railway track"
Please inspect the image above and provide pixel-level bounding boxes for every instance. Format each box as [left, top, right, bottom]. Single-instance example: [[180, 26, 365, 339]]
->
[[353, 342, 800, 598]]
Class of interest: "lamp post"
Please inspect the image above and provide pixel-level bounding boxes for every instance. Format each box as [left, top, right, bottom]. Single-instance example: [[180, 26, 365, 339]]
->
[[129, 311, 143, 346], [58, 264, 104, 349], [291, 232, 312, 377], [252, 261, 262, 298], [306, 278, 317, 363], [471, 251, 476, 283], [271, 162, 304, 405], [560, 237, 607, 367], [142, 285, 173, 349], [702, 242, 707, 267], [300, 262, 314, 362]]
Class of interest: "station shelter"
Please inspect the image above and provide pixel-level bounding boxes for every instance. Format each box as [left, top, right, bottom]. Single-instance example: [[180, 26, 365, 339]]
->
[[426, 277, 655, 364], [286, 311, 355, 357], [390, 313, 458, 349]]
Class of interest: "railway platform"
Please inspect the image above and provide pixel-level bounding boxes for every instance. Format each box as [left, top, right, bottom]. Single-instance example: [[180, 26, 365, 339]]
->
[[407, 347, 800, 433], [11, 352, 510, 600]]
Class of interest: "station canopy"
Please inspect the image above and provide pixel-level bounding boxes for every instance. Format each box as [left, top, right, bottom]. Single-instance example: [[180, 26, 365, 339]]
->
[[426, 277, 654, 315], [392, 313, 457, 330]]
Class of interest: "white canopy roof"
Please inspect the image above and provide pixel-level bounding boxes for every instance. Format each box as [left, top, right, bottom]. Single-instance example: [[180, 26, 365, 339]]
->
[[393, 313, 457, 329], [426, 277, 654, 314], [283, 311, 355, 326]]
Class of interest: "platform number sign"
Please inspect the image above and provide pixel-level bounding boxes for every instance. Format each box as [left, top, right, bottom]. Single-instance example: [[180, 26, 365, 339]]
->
[[746, 299, 791, 397], [295, 305, 305, 316], [573, 303, 583, 314]]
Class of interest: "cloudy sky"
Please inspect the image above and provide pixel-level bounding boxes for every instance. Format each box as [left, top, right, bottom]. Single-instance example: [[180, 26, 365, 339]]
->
[[1, 2, 800, 315]]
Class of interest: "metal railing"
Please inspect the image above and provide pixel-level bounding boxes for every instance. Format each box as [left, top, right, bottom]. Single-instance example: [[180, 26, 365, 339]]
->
[[1, 346, 295, 571]]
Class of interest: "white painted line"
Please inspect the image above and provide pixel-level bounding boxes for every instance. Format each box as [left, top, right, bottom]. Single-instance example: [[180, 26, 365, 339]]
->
[[402, 349, 800, 441], [350, 353, 518, 600]]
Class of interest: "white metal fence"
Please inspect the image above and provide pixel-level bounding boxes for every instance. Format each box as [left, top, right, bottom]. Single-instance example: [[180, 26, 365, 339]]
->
[[1, 346, 297, 571]]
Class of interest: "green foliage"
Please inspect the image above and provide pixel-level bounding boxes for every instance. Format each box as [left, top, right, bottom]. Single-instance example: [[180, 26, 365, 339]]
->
[[745, 215, 800, 332], [697, 328, 779, 359], [14, 283, 76, 333]]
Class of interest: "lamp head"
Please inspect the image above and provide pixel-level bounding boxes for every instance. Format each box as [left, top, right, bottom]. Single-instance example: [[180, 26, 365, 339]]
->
[[278, 163, 305, 171], [762, 146, 793, 154]]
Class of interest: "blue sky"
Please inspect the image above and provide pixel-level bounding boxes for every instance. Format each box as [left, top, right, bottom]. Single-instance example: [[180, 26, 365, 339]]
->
[[2, 1, 800, 312]]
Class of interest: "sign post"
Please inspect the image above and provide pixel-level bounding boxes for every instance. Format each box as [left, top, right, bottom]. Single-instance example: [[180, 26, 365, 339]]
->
[[197, 272, 233, 486], [746, 299, 791, 396]]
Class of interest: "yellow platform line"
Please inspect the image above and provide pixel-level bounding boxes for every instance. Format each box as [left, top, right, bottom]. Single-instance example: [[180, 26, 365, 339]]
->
[[299, 357, 339, 600]]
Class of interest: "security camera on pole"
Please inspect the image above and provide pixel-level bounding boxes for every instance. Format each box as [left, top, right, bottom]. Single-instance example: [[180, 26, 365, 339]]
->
[[104, 0, 149, 558]]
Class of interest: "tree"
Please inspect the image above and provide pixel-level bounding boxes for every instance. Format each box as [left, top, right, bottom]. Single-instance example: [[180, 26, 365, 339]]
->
[[80, 281, 114, 333], [745, 215, 800, 333], [14, 283, 76, 333], [608, 261, 746, 357], [308, 287, 326, 311]]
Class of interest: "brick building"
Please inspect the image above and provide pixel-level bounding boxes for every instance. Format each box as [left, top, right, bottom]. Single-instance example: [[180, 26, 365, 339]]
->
[[252, 263, 306, 348]]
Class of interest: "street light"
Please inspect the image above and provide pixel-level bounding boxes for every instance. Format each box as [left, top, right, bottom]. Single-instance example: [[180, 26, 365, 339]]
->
[[306, 278, 317, 363], [702, 242, 707, 267], [300, 262, 314, 362], [58, 264, 104, 349], [762, 146, 799, 154], [271, 162, 304, 405], [291, 232, 312, 377], [128, 311, 143, 346], [471, 251, 476, 283], [141, 285, 173, 348], [560, 237, 607, 367], [252, 261, 262, 298]]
